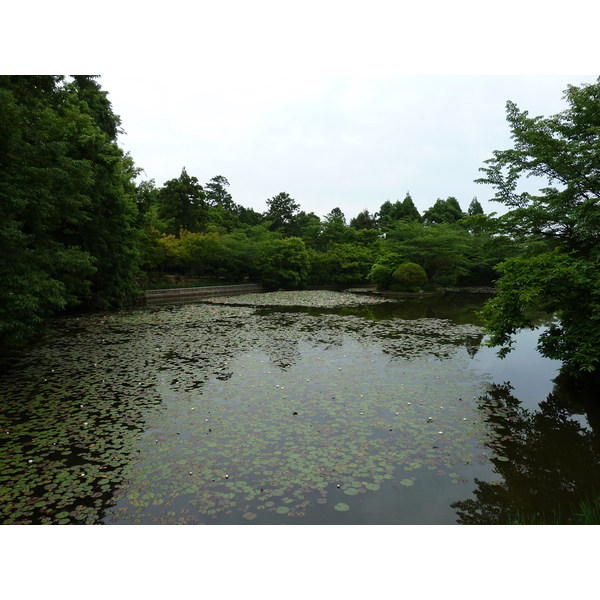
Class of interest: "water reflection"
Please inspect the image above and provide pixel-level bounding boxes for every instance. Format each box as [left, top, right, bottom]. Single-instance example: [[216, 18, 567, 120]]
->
[[352, 292, 600, 522], [452, 374, 600, 524], [1, 291, 598, 525]]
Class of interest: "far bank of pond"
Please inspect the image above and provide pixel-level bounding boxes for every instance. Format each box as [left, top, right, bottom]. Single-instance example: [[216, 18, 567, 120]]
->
[[0, 290, 598, 524]]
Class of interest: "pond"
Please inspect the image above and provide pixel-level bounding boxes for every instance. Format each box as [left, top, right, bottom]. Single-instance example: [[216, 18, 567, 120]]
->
[[1, 290, 599, 525]]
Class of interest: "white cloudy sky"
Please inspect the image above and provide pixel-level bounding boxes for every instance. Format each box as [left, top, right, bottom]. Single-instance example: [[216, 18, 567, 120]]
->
[[7, 2, 597, 222], [99, 73, 596, 220]]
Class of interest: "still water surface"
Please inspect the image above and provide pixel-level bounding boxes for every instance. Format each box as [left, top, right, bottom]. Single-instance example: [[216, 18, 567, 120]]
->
[[1, 291, 598, 524]]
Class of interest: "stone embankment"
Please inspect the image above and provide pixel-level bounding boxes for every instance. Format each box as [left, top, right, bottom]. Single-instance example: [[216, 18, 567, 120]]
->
[[143, 283, 264, 302]]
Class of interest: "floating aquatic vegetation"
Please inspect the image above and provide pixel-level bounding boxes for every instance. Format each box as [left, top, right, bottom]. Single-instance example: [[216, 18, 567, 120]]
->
[[0, 291, 504, 525], [204, 290, 394, 308]]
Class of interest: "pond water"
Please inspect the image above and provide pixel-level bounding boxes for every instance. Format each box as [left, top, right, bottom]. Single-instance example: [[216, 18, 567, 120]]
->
[[1, 290, 598, 525]]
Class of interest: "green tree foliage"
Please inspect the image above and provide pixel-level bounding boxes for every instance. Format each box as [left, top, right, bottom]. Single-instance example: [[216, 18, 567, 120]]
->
[[477, 78, 600, 374], [236, 205, 263, 226], [377, 200, 402, 231], [422, 196, 465, 224], [158, 168, 208, 237], [391, 262, 428, 292], [205, 175, 235, 211], [326, 207, 346, 224], [256, 237, 310, 289], [65, 77, 142, 308], [384, 221, 472, 284], [70, 75, 122, 140], [378, 193, 421, 230], [206, 205, 243, 234], [319, 208, 348, 250], [0, 75, 141, 341], [401, 192, 421, 222], [467, 197, 484, 216], [367, 253, 404, 290], [264, 191, 300, 234], [288, 210, 320, 240], [481, 250, 600, 371], [326, 243, 377, 284], [350, 209, 378, 230]]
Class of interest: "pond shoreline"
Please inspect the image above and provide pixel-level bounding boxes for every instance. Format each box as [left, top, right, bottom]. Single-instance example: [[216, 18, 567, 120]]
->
[[363, 285, 496, 298]]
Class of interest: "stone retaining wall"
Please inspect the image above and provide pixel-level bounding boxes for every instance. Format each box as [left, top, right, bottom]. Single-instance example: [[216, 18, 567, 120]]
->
[[144, 283, 264, 301]]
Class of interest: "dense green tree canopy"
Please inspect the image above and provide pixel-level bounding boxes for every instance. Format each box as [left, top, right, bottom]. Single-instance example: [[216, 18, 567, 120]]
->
[[422, 197, 464, 224], [256, 237, 310, 289], [0, 75, 142, 340], [384, 220, 472, 283], [477, 78, 600, 374], [378, 193, 421, 230], [350, 209, 378, 230], [158, 168, 208, 237]]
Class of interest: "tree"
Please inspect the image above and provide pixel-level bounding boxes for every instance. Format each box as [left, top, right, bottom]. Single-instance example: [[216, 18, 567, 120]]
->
[[326, 242, 377, 284], [367, 253, 404, 290], [468, 197, 484, 216], [384, 221, 472, 283], [256, 237, 310, 289], [293, 211, 322, 245], [158, 168, 208, 237], [320, 208, 347, 250], [326, 207, 346, 224], [476, 78, 600, 375], [392, 262, 428, 292], [0, 76, 94, 340], [422, 197, 464, 224], [69, 75, 122, 140], [378, 193, 421, 230], [377, 200, 399, 231], [236, 205, 263, 226], [205, 175, 235, 211], [0, 75, 142, 340], [401, 192, 421, 221], [350, 209, 378, 230], [65, 77, 143, 308], [264, 191, 300, 234]]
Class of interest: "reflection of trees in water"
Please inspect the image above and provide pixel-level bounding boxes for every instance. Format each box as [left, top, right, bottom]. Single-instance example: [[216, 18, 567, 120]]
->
[[254, 308, 486, 370], [452, 373, 600, 524], [261, 333, 302, 371]]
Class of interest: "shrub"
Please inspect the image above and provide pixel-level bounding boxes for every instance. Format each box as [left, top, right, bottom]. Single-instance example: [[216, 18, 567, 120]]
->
[[391, 262, 428, 292], [367, 264, 394, 290]]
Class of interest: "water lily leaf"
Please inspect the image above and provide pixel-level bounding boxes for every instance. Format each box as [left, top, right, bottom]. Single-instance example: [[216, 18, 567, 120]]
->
[[334, 503, 350, 511]]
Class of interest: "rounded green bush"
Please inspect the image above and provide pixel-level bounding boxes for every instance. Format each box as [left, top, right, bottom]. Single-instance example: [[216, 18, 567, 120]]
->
[[367, 264, 394, 290], [391, 262, 428, 292]]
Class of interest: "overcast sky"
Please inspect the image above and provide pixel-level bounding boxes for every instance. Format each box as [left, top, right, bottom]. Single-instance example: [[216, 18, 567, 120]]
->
[[100, 73, 597, 220], [7, 1, 596, 223]]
